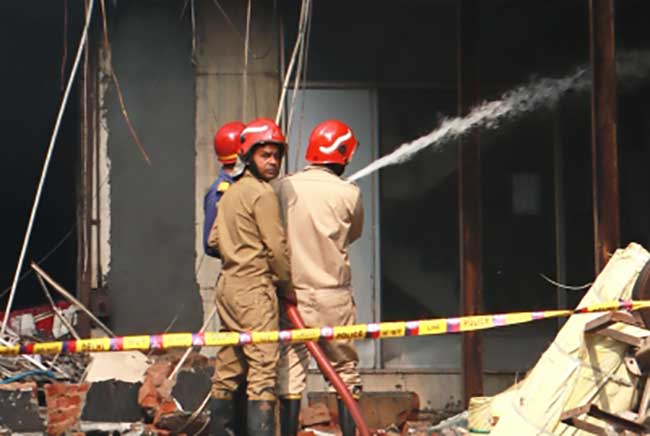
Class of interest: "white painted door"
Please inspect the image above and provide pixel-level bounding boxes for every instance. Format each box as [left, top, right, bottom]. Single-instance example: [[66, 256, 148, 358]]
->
[[286, 88, 380, 368]]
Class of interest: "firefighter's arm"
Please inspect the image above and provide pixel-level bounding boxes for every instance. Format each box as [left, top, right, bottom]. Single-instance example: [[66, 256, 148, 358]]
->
[[349, 190, 364, 243], [255, 188, 293, 294]]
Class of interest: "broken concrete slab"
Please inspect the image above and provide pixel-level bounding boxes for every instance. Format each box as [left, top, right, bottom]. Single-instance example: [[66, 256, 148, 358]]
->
[[0, 382, 44, 433], [171, 366, 213, 412], [308, 391, 419, 429], [81, 380, 143, 423], [85, 351, 150, 383]]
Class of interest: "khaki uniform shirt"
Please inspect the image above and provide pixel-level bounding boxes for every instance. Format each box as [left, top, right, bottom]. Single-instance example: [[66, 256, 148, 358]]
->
[[208, 170, 292, 294], [276, 166, 363, 291]]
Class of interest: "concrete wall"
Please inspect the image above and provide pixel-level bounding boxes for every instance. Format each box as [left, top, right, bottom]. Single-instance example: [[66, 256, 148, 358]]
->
[[194, 0, 281, 336], [104, 1, 201, 334]]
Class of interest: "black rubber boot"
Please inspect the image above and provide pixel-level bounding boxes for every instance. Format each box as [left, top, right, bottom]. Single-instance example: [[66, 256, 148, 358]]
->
[[337, 397, 357, 436], [207, 397, 236, 436], [246, 400, 276, 436], [280, 397, 301, 436]]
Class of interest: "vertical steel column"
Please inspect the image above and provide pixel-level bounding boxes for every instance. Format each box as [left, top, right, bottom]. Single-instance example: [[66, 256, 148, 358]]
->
[[77, 5, 93, 337], [553, 110, 567, 316], [590, 0, 620, 272], [457, 0, 483, 406]]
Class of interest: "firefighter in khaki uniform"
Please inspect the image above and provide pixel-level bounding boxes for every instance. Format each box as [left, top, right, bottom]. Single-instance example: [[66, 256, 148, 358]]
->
[[207, 118, 292, 436], [276, 120, 363, 436]]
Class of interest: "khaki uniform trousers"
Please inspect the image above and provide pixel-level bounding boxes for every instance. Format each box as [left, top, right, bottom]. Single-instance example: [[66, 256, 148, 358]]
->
[[211, 275, 279, 401], [277, 287, 361, 398]]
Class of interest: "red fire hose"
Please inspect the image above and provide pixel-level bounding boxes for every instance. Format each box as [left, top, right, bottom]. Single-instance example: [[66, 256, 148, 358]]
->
[[283, 300, 370, 436]]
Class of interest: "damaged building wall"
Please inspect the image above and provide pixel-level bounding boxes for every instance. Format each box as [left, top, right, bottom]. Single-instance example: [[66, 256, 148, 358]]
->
[[193, 0, 281, 335], [102, 1, 201, 334]]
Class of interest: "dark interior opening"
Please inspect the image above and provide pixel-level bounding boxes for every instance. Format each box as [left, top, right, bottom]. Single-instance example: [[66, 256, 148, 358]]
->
[[0, 2, 82, 311]]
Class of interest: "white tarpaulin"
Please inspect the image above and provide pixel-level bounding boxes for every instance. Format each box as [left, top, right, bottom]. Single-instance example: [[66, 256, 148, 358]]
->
[[485, 243, 650, 435]]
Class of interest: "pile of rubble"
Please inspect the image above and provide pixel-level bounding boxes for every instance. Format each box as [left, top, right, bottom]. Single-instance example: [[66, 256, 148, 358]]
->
[[3, 243, 650, 435]]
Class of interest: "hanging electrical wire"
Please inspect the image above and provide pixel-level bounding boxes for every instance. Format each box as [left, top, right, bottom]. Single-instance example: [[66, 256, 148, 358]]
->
[[291, 0, 314, 172], [1, 0, 97, 336], [242, 0, 252, 121], [99, 0, 152, 165], [274, 0, 310, 124], [210, 0, 275, 61], [286, 0, 311, 143]]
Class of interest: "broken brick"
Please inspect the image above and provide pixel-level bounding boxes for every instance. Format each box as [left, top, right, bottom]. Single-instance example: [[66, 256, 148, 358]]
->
[[153, 399, 178, 425], [301, 402, 331, 427], [44, 383, 89, 436]]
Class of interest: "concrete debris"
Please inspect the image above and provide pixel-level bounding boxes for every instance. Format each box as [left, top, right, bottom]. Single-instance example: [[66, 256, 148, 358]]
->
[[84, 351, 150, 383], [0, 382, 44, 433], [82, 380, 143, 423], [308, 391, 421, 430], [302, 402, 332, 427]]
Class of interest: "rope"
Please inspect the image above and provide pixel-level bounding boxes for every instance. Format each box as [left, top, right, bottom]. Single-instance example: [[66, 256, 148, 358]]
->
[[2, 300, 648, 356]]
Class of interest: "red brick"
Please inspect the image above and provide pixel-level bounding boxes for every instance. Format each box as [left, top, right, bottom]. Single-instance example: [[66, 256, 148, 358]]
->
[[45, 382, 88, 436], [154, 399, 179, 424], [44, 383, 89, 398], [47, 408, 80, 424], [47, 416, 76, 436], [48, 394, 82, 410], [138, 378, 160, 408], [145, 361, 173, 386]]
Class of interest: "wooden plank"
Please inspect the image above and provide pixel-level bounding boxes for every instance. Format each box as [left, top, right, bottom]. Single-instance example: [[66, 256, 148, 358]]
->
[[596, 327, 645, 348], [584, 311, 639, 333], [588, 404, 647, 433]]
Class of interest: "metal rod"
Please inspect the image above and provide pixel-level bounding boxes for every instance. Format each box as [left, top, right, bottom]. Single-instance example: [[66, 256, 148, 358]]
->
[[36, 274, 81, 341], [589, 0, 620, 273], [553, 109, 568, 320], [1, 0, 96, 336], [168, 304, 218, 380], [457, 0, 483, 406], [31, 262, 115, 338]]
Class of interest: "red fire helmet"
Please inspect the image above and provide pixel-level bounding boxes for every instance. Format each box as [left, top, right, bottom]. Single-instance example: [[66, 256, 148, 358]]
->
[[239, 118, 287, 159], [213, 121, 245, 165], [305, 120, 358, 165]]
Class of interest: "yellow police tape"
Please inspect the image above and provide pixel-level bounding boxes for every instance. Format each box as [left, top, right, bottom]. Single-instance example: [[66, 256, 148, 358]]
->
[[3, 300, 650, 356]]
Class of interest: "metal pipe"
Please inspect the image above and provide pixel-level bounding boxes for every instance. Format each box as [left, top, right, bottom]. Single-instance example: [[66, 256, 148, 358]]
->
[[1, 0, 96, 336], [589, 0, 620, 272], [283, 301, 370, 436], [457, 0, 483, 406], [168, 304, 218, 380], [31, 262, 115, 338]]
